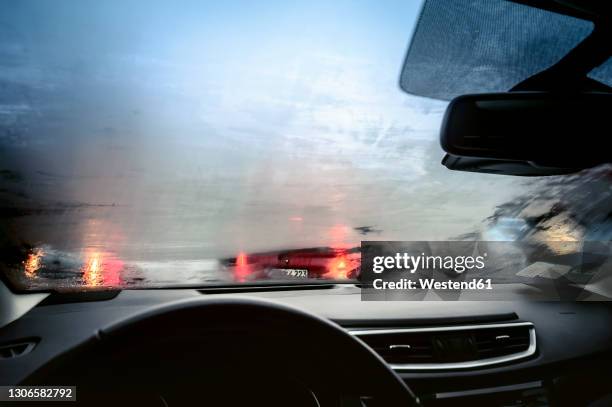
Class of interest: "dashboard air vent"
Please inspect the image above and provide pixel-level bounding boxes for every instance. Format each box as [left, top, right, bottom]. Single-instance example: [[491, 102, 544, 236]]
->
[[350, 322, 535, 371], [0, 341, 37, 359]]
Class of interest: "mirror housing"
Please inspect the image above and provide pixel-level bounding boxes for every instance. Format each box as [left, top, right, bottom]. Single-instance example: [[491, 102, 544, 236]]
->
[[440, 92, 612, 176]]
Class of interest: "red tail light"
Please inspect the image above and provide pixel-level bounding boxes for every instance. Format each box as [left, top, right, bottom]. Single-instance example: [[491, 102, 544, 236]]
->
[[234, 252, 251, 282]]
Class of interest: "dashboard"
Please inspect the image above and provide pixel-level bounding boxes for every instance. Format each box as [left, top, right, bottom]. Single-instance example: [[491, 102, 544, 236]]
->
[[1, 284, 612, 406]]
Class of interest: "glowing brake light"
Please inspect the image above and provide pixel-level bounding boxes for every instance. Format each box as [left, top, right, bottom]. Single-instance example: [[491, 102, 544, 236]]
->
[[236, 252, 248, 267], [82, 250, 123, 287], [234, 251, 251, 282], [24, 248, 45, 278], [325, 255, 350, 280]]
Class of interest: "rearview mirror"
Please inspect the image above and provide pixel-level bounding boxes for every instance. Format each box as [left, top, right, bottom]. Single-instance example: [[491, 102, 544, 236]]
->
[[440, 92, 612, 176]]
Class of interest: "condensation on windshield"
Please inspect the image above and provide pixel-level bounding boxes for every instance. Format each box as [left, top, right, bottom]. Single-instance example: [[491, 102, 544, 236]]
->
[[1, 1, 610, 290]]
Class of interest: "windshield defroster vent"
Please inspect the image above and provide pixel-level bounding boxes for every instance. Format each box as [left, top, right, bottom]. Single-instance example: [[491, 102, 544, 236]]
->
[[350, 322, 535, 371]]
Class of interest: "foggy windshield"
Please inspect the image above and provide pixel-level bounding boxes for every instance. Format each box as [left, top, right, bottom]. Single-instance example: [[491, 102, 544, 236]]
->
[[1, 0, 610, 290]]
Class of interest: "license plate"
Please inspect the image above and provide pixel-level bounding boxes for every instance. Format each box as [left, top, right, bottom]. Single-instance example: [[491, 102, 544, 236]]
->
[[267, 268, 309, 279]]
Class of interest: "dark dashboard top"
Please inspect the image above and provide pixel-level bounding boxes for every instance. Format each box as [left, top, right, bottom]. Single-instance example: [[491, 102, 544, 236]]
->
[[1, 285, 612, 385]]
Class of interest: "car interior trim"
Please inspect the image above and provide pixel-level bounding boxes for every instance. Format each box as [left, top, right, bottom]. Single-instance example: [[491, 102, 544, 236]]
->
[[349, 321, 537, 371]]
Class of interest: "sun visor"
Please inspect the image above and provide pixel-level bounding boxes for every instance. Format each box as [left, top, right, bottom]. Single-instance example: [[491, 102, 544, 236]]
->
[[399, 0, 598, 100]]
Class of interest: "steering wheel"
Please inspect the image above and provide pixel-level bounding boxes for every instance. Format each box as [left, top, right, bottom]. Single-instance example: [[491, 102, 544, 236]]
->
[[25, 297, 419, 406]]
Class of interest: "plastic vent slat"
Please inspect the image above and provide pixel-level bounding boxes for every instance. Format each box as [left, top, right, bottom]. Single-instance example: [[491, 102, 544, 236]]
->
[[355, 325, 532, 365], [0, 341, 37, 359]]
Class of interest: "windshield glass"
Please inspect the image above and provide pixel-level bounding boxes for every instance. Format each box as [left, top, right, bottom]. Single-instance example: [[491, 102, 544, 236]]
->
[[1, 0, 611, 290]]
